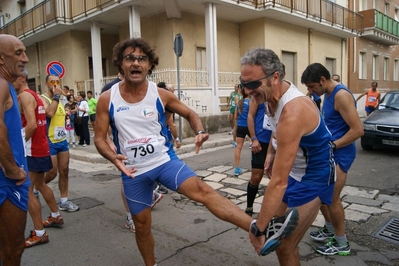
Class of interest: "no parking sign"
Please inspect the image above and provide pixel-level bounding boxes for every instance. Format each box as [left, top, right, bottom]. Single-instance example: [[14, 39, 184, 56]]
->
[[46, 61, 66, 79]]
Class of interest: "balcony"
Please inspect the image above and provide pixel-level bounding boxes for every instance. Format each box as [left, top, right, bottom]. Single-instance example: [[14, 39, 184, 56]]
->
[[358, 9, 399, 45], [235, 0, 364, 38]]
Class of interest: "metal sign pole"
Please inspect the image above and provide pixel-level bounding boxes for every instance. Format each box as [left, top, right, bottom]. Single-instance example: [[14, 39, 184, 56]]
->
[[174, 33, 183, 141]]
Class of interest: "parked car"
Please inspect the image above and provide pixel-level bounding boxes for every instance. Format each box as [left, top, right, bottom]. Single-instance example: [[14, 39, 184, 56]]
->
[[361, 90, 399, 150]]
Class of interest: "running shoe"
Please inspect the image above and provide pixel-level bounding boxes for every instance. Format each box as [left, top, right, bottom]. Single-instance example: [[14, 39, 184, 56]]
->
[[58, 200, 80, 212], [72, 143, 77, 149], [245, 207, 254, 217], [43, 214, 64, 228], [151, 192, 164, 209], [231, 141, 237, 148], [234, 167, 243, 176], [249, 143, 252, 149], [125, 217, 136, 233], [228, 129, 234, 135], [33, 189, 40, 205], [25, 230, 49, 248], [310, 225, 334, 241], [260, 208, 299, 256], [156, 183, 169, 194], [315, 237, 350, 256]]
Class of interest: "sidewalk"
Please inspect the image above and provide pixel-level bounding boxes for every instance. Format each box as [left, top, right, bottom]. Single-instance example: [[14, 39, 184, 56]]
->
[[69, 131, 235, 163]]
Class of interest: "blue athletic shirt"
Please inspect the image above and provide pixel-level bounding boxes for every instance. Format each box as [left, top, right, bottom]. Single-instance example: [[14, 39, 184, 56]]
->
[[0, 83, 30, 187], [255, 103, 272, 143], [237, 98, 250, 127], [268, 84, 335, 186], [322, 84, 356, 158]]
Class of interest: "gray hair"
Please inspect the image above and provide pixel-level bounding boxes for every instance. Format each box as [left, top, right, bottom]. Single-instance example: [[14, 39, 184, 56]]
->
[[240, 48, 284, 80]]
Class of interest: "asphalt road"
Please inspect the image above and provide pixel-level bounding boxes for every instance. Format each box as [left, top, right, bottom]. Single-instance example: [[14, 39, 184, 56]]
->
[[20, 139, 399, 266]]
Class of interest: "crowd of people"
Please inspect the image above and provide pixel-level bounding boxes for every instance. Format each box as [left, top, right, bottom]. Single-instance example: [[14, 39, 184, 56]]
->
[[1, 33, 365, 266]]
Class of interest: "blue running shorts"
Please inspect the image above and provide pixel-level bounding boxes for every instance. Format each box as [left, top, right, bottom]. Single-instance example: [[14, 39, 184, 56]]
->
[[27, 156, 53, 173], [123, 159, 196, 215], [0, 185, 29, 211], [49, 139, 69, 156], [283, 177, 334, 208]]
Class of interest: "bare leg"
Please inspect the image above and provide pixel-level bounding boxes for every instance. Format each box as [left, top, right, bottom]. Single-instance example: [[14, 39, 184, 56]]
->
[[0, 199, 27, 266], [276, 198, 322, 266], [44, 154, 58, 184], [57, 151, 70, 198], [328, 164, 347, 236], [132, 208, 155, 266], [234, 137, 245, 167], [178, 176, 252, 231], [33, 171, 58, 213]]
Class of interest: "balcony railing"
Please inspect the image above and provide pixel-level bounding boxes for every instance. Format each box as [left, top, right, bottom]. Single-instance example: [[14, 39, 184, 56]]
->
[[236, 0, 364, 34], [0, 0, 115, 36], [359, 9, 399, 41]]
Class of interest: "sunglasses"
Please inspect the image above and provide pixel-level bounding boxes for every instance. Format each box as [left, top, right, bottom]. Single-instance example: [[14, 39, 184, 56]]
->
[[123, 54, 149, 63], [48, 80, 61, 85], [239, 70, 278, 90]]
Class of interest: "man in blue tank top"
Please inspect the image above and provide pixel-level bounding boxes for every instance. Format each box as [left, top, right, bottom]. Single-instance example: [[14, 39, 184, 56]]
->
[[241, 48, 334, 265], [0, 34, 30, 265], [301, 63, 364, 256]]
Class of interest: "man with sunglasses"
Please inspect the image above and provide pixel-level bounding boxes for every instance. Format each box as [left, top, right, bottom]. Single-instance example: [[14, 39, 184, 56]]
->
[[241, 48, 335, 265], [301, 63, 363, 256], [94, 38, 299, 266], [41, 75, 79, 212]]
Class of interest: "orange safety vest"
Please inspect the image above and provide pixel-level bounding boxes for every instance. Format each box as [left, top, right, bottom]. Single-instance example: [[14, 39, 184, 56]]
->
[[365, 88, 380, 108]]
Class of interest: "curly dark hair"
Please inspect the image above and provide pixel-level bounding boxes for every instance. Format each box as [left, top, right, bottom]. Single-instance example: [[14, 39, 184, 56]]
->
[[112, 38, 159, 75]]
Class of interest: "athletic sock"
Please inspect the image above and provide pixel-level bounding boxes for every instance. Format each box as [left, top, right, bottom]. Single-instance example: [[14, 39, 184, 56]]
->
[[246, 182, 258, 208], [335, 234, 348, 246], [35, 229, 45, 237], [325, 221, 334, 233]]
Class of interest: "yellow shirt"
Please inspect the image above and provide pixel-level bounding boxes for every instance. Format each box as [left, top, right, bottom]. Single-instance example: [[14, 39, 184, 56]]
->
[[41, 94, 67, 143]]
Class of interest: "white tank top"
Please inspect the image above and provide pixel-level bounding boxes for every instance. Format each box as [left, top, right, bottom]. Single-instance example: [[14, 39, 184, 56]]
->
[[109, 81, 176, 177]]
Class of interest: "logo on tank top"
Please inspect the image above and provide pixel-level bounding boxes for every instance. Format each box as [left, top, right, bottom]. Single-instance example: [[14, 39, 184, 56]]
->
[[141, 108, 155, 118], [117, 106, 129, 112]]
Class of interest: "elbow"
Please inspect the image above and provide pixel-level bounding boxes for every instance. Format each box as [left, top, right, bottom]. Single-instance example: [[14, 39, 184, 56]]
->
[[358, 127, 364, 138]]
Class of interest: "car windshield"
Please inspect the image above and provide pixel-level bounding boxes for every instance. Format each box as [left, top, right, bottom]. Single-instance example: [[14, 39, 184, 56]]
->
[[378, 92, 399, 110]]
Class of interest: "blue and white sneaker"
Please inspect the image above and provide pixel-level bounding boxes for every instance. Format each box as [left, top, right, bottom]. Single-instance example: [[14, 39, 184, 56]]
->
[[231, 141, 237, 148], [315, 237, 350, 256], [234, 167, 243, 176], [260, 208, 299, 256]]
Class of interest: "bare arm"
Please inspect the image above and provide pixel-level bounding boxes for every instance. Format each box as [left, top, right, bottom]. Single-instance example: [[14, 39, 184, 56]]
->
[[355, 91, 367, 102], [94, 91, 136, 177], [19, 91, 37, 141], [0, 79, 26, 184], [334, 90, 364, 148], [247, 99, 261, 154]]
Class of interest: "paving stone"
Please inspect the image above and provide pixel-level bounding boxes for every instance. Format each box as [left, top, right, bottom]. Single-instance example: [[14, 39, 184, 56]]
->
[[312, 213, 326, 227], [343, 195, 383, 207], [207, 165, 233, 173], [260, 177, 270, 186], [237, 171, 251, 181], [196, 170, 213, 177], [381, 202, 399, 212], [342, 201, 349, 208], [378, 194, 399, 204], [357, 251, 393, 265], [219, 187, 247, 197], [203, 173, 226, 182], [344, 209, 371, 222], [225, 168, 248, 176], [222, 177, 247, 185], [253, 202, 262, 213], [204, 181, 224, 190], [347, 203, 390, 215], [342, 186, 379, 199], [254, 195, 264, 203]]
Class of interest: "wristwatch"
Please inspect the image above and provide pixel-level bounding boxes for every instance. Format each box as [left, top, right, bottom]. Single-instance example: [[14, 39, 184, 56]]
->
[[251, 136, 258, 141], [250, 220, 265, 237], [196, 130, 206, 135], [331, 142, 337, 149]]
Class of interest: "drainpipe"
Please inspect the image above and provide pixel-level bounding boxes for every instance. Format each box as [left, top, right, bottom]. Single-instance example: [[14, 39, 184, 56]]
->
[[36, 42, 41, 93]]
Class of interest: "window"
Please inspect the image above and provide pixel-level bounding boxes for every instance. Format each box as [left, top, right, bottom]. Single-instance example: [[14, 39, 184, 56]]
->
[[372, 0, 377, 9], [385, 2, 390, 15], [384, 57, 389, 81], [325, 58, 336, 77], [394, 59, 399, 81], [372, 55, 379, 80], [281, 51, 296, 84], [395, 7, 399, 21], [359, 0, 367, 11], [196, 47, 206, 70], [359, 52, 366, 79], [0, 15, 4, 28]]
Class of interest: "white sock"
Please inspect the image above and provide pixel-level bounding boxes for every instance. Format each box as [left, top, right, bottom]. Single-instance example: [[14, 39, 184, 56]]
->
[[35, 229, 45, 237], [126, 212, 132, 220], [51, 212, 60, 218], [60, 197, 68, 204]]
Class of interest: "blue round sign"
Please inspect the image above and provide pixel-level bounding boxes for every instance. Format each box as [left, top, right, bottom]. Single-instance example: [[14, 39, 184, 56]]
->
[[46, 61, 66, 79]]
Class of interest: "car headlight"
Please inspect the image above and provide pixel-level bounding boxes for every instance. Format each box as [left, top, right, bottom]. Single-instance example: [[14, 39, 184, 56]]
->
[[363, 123, 376, 131]]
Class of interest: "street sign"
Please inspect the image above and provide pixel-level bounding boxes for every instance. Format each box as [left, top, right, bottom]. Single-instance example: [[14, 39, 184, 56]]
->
[[46, 61, 66, 79]]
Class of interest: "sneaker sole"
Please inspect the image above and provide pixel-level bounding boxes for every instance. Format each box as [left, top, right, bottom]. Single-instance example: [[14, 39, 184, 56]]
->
[[151, 194, 164, 209], [25, 240, 49, 248], [310, 234, 334, 241], [43, 222, 64, 228], [260, 208, 299, 256], [58, 206, 80, 212], [125, 224, 136, 233]]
